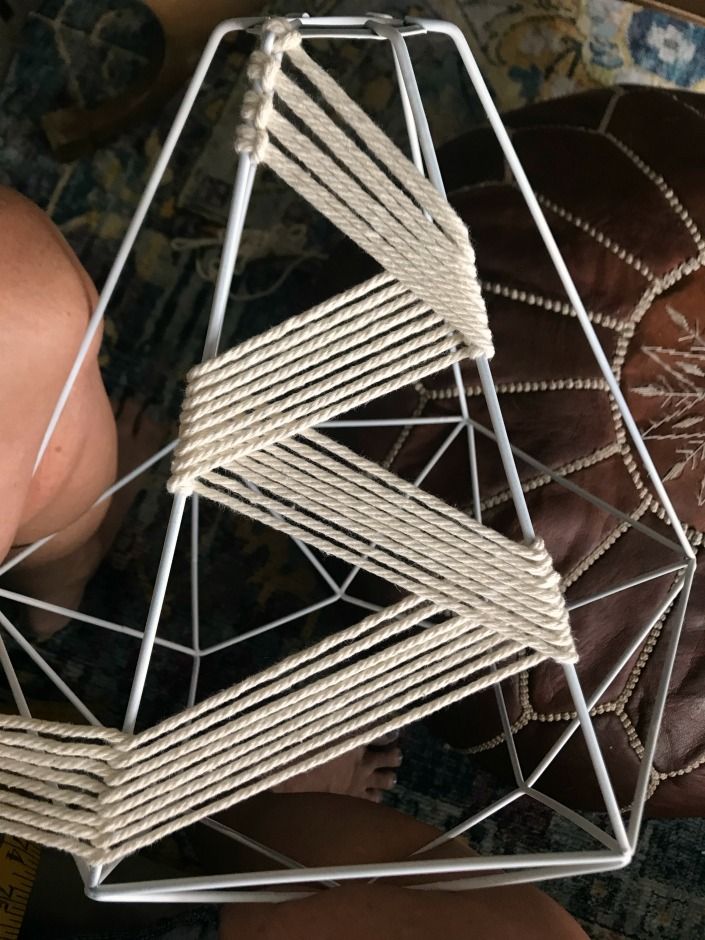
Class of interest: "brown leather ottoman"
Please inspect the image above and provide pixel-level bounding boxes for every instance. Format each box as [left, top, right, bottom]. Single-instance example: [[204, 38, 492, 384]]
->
[[318, 86, 705, 817]]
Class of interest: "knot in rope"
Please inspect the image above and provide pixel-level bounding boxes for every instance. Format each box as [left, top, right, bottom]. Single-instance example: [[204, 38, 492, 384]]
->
[[235, 21, 301, 162], [264, 16, 303, 54]]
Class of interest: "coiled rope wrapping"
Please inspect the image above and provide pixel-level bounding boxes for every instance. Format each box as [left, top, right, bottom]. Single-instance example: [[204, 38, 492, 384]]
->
[[234, 18, 493, 358]]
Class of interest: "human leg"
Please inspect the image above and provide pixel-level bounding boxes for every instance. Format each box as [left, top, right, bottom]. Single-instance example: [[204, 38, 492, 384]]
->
[[216, 793, 589, 940], [0, 187, 153, 636]]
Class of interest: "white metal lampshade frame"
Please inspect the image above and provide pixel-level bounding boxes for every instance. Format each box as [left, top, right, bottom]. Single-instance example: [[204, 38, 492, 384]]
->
[[0, 13, 695, 905]]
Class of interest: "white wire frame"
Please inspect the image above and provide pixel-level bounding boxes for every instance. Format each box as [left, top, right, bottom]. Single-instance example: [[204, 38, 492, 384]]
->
[[0, 13, 695, 903]]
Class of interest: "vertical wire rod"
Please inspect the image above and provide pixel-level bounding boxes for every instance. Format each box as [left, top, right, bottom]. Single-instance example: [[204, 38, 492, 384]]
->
[[562, 663, 631, 855], [0, 630, 31, 717], [415, 17, 694, 561], [627, 559, 695, 849], [187, 495, 201, 709], [525, 571, 686, 789], [0, 609, 101, 725], [31, 19, 257, 476], [122, 493, 187, 732], [372, 21, 536, 543]]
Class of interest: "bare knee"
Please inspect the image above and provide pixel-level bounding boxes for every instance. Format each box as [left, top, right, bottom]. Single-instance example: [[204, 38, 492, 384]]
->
[[219, 882, 589, 940], [214, 796, 587, 940], [0, 186, 97, 331], [0, 187, 102, 552]]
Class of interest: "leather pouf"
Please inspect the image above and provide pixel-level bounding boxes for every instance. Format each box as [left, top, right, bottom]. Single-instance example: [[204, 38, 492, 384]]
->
[[318, 86, 705, 816]]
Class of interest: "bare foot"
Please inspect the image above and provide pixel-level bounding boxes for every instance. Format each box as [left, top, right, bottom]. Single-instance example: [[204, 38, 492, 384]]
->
[[273, 744, 403, 803], [5, 399, 170, 639]]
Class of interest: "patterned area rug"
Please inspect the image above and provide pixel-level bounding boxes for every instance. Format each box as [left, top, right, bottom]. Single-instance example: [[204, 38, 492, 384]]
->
[[1, 2, 705, 938]]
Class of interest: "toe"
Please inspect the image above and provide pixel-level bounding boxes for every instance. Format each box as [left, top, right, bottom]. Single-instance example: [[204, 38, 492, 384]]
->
[[386, 746, 403, 768], [370, 769, 398, 792], [364, 745, 403, 770]]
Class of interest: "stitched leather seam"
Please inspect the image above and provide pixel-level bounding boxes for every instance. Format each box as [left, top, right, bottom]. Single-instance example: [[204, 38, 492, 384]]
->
[[537, 193, 655, 281]]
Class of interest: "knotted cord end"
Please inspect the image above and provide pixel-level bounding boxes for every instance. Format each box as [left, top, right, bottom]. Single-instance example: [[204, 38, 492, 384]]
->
[[234, 18, 302, 162]]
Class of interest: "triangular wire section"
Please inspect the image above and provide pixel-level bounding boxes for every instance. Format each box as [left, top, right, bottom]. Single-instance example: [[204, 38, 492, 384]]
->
[[0, 18, 575, 872]]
